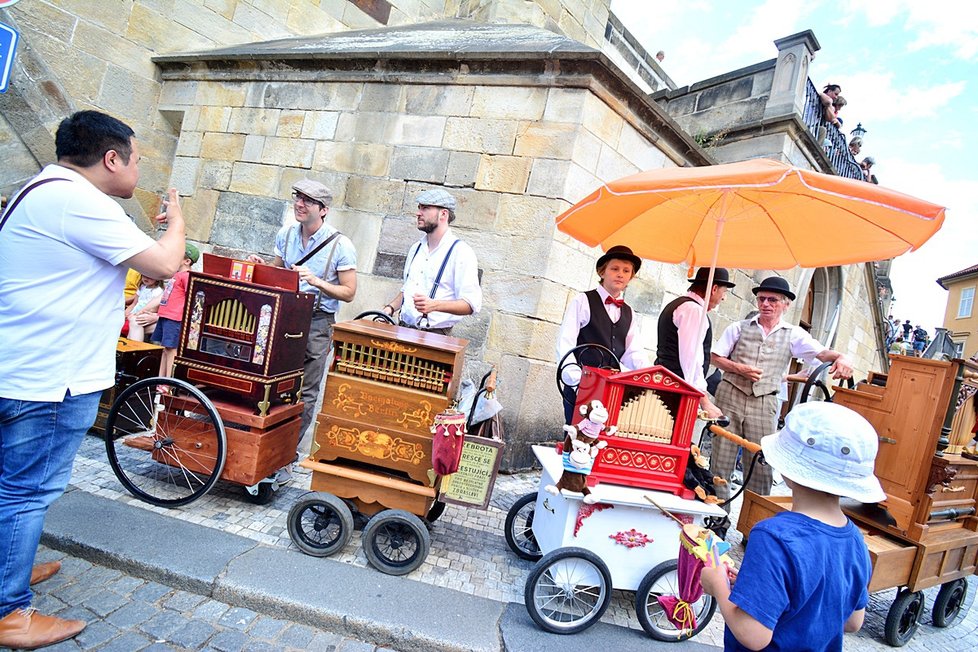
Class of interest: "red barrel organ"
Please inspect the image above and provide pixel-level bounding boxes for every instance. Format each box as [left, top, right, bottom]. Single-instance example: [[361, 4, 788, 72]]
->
[[173, 254, 314, 416], [574, 365, 702, 499]]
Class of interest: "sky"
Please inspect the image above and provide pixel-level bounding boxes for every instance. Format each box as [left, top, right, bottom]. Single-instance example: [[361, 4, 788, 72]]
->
[[610, 0, 977, 332]]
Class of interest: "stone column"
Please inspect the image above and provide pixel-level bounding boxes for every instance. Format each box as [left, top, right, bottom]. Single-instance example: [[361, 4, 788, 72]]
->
[[763, 30, 819, 120]]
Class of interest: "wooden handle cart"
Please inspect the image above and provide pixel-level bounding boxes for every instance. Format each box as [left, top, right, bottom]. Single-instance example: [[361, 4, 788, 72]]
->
[[286, 315, 505, 575], [713, 352, 978, 647], [102, 255, 313, 507]]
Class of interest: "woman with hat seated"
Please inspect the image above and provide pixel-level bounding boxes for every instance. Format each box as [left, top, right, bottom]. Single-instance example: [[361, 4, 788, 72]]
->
[[555, 245, 651, 424], [709, 276, 854, 512]]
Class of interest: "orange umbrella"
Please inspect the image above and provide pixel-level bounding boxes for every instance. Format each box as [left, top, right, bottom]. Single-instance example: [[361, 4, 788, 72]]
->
[[555, 158, 945, 271]]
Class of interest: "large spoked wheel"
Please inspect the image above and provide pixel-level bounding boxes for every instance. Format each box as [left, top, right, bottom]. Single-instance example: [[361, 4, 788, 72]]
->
[[288, 493, 355, 557], [505, 493, 542, 561], [884, 589, 925, 647], [556, 344, 621, 403], [932, 578, 968, 627], [354, 310, 396, 325], [636, 560, 717, 641], [799, 361, 855, 403], [525, 547, 612, 634], [363, 509, 431, 575], [105, 377, 226, 507]]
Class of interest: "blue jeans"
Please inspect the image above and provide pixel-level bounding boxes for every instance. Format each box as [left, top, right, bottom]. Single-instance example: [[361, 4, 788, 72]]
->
[[0, 390, 100, 617]]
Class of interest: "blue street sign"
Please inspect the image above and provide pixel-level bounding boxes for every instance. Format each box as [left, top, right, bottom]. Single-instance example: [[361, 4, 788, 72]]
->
[[0, 22, 19, 94]]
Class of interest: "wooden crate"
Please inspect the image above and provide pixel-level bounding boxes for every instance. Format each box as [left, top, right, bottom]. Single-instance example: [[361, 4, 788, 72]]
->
[[160, 397, 302, 486]]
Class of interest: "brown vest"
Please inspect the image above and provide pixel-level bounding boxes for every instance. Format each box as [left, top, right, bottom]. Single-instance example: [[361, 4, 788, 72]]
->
[[724, 321, 793, 397]]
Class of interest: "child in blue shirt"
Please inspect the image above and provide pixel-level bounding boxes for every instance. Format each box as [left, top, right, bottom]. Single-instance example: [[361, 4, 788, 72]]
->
[[701, 401, 886, 651]]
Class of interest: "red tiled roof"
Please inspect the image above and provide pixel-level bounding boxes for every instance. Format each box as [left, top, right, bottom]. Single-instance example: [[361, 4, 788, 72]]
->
[[937, 263, 978, 289]]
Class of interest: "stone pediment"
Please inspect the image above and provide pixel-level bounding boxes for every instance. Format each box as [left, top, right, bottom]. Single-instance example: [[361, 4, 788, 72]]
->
[[154, 20, 596, 64]]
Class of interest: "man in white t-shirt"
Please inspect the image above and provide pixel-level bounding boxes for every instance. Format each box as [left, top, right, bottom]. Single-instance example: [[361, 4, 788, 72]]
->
[[382, 188, 482, 335], [0, 111, 187, 649]]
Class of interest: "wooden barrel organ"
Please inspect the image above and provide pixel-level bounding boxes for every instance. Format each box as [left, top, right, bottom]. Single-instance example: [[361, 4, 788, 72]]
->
[[308, 320, 467, 517]]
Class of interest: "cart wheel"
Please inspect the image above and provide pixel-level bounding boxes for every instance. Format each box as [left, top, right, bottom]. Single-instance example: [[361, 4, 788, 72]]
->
[[932, 578, 968, 627], [244, 482, 275, 505], [524, 547, 612, 634], [505, 493, 542, 561], [362, 510, 431, 575], [635, 560, 717, 641], [105, 377, 226, 507], [287, 493, 354, 557], [884, 589, 925, 647], [426, 499, 447, 523]]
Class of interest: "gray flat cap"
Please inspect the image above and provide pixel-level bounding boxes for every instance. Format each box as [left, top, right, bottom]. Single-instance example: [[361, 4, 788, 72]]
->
[[416, 188, 456, 210], [292, 179, 333, 207]]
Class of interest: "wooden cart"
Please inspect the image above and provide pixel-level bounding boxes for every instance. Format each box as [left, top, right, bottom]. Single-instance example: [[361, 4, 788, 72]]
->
[[287, 318, 503, 575], [731, 354, 978, 646], [103, 255, 310, 507]]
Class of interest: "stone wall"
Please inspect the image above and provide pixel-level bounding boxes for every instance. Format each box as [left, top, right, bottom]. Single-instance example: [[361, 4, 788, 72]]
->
[[153, 27, 706, 467]]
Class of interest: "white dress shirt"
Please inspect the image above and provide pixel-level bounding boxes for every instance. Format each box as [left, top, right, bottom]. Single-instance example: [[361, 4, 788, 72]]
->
[[399, 230, 482, 330], [556, 285, 651, 383]]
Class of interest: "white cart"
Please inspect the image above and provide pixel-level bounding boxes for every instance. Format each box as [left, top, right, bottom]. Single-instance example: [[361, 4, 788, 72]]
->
[[505, 445, 727, 640]]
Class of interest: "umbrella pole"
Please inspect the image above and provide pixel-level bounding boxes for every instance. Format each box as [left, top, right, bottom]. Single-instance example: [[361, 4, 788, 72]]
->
[[691, 191, 731, 366]]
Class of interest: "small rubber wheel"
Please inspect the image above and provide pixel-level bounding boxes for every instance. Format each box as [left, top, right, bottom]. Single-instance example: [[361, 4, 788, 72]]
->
[[524, 547, 611, 634], [362, 509, 431, 575], [884, 589, 925, 647], [635, 560, 717, 641], [932, 578, 968, 627], [287, 493, 354, 557], [243, 482, 275, 505], [504, 493, 542, 561]]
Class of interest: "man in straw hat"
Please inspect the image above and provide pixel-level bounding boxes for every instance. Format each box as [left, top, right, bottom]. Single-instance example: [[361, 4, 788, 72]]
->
[[556, 245, 651, 424], [655, 267, 736, 419], [710, 276, 853, 507], [701, 401, 883, 650]]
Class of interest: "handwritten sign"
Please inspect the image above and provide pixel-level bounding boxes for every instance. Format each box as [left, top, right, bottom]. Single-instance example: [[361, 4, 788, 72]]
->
[[439, 437, 503, 510]]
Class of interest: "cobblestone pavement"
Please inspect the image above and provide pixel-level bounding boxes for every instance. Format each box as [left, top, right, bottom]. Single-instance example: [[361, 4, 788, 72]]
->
[[63, 434, 978, 650], [24, 546, 398, 652]]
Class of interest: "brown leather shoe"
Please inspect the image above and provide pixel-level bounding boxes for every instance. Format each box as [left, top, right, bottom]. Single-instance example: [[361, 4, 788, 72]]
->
[[0, 608, 86, 650], [30, 561, 62, 586]]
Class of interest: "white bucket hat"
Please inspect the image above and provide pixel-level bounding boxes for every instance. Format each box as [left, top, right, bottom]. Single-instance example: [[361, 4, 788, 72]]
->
[[761, 402, 886, 504]]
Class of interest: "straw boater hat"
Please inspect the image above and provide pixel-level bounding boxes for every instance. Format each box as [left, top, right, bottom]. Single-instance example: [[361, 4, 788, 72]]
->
[[761, 402, 886, 503], [596, 245, 642, 273]]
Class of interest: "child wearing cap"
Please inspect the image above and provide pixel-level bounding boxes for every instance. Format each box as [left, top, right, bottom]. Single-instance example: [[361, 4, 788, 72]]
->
[[701, 401, 885, 651], [555, 245, 651, 424], [152, 243, 200, 376]]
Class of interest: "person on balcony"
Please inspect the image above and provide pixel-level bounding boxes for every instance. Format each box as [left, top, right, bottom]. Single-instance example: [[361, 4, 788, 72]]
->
[[860, 157, 878, 184], [848, 137, 862, 157], [818, 84, 842, 125]]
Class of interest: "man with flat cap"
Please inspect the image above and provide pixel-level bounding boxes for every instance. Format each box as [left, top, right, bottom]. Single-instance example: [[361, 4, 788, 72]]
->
[[248, 179, 357, 462], [710, 275, 853, 508], [556, 245, 651, 424], [382, 188, 481, 335], [655, 267, 736, 419]]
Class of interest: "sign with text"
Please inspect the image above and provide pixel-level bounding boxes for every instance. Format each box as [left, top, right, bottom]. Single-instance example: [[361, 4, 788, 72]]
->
[[439, 437, 504, 510], [0, 21, 18, 94]]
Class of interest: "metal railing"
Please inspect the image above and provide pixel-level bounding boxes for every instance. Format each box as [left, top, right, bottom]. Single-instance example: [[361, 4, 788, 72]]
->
[[803, 80, 863, 181]]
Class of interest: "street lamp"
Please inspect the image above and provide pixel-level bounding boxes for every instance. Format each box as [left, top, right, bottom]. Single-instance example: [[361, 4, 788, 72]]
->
[[851, 122, 867, 142]]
